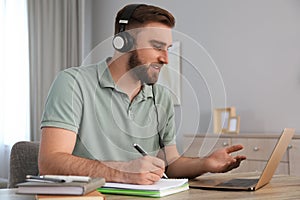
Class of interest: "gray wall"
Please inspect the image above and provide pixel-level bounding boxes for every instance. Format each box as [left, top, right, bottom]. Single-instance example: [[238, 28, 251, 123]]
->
[[84, 0, 300, 141]]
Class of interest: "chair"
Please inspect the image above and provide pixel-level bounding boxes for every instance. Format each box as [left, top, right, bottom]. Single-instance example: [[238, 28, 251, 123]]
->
[[8, 141, 40, 188]]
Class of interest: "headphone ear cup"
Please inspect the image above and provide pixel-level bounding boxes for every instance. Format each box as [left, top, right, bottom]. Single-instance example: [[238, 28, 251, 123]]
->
[[112, 32, 134, 52]]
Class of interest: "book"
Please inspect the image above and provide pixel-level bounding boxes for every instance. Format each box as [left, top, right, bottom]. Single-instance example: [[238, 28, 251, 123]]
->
[[98, 178, 189, 197], [35, 190, 105, 200], [16, 177, 105, 195]]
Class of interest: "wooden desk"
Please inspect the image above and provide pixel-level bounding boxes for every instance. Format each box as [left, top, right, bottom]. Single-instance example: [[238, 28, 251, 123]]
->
[[1, 175, 300, 199]]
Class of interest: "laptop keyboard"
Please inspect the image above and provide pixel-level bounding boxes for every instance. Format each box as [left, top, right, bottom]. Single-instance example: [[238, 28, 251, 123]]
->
[[217, 178, 259, 187]]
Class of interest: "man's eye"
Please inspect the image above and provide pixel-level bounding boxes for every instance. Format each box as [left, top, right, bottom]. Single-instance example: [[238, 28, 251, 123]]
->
[[153, 45, 163, 51]]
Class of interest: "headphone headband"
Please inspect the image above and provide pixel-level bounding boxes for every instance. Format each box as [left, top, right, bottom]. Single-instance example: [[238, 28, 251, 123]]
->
[[118, 4, 142, 32], [113, 4, 144, 52]]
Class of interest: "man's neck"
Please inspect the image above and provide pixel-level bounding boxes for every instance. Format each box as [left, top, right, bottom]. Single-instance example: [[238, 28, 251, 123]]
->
[[108, 55, 142, 102]]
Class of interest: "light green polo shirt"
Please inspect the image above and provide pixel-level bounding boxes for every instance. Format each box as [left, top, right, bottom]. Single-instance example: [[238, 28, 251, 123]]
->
[[41, 59, 176, 161]]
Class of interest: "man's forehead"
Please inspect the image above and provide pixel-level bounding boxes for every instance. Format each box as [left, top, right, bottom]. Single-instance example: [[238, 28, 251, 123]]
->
[[135, 26, 173, 46]]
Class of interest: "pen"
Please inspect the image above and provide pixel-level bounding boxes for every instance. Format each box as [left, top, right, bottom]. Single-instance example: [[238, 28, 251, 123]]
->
[[26, 175, 91, 183], [133, 143, 168, 179], [44, 175, 91, 182], [26, 175, 66, 183]]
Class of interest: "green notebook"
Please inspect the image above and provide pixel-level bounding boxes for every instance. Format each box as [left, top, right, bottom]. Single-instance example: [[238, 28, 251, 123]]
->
[[98, 178, 189, 198]]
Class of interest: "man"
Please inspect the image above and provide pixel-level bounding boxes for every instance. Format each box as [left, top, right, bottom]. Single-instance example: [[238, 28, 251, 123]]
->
[[39, 4, 246, 185]]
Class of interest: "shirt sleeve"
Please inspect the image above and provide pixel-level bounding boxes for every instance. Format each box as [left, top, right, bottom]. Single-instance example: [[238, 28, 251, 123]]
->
[[41, 70, 83, 133]]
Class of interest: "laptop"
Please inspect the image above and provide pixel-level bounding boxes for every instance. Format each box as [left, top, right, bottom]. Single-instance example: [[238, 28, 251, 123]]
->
[[189, 128, 295, 191]]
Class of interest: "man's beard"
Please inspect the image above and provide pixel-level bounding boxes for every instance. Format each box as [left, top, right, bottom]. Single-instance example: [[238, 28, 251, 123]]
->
[[128, 51, 160, 85]]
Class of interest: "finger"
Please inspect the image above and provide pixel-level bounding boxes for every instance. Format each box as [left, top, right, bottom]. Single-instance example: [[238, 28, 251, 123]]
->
[[146, 172, 162, 184], [226, 144, 244, 154], [230, 157, 245, 169], [137, 175, 158, 185], [146, 156, 165, 170], [134, 170, 162, 185], [150, 167, 164, 177], [141, 156, 165, 177], [234, 155, 247, 161], [224, 159, 242, 172]]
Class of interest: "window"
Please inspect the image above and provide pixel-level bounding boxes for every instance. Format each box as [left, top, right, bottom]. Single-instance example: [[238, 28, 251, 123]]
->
[[0, 0, 29, 151]]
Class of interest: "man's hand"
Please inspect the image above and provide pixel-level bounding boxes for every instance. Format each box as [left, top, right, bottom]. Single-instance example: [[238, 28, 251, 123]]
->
[[204, 144, 246, 173], [117, 156, 166, 185]]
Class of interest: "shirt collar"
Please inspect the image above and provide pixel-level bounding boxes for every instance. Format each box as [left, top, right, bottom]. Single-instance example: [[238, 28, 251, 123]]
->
[[141, 84, 154, 99], [97, 58, 154, 99], [97, 58, 115, 89]]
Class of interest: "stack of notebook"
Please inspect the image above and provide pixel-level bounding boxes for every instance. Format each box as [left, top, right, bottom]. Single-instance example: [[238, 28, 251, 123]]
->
[[16, 176, 106, 200], [98, 178, 189, 197]]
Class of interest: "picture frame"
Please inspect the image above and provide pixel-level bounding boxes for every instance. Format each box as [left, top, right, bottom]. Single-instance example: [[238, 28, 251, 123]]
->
[[213, 107, 236, 134], [226, 116, 240, 134]]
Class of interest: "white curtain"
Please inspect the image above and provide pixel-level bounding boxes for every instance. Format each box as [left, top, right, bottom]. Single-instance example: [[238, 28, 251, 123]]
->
[[27, 0, 85, 141], [0, 0, 30, 178]]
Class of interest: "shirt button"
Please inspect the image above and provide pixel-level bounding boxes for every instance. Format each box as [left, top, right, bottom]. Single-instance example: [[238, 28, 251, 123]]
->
[[130, 112, 135, 119], [128, 110, 134, 119]]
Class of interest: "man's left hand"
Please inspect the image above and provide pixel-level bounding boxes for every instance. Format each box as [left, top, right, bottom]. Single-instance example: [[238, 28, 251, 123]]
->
[[204, 144, 247, 173]]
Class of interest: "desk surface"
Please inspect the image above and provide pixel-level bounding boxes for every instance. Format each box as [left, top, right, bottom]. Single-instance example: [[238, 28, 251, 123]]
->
[[1, 175, 300, 200]]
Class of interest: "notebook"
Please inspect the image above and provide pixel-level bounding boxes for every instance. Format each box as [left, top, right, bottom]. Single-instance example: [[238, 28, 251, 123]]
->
[[98, 178, 189, 197], [17, 177, 105, 195], [189, 128, 295, 191]]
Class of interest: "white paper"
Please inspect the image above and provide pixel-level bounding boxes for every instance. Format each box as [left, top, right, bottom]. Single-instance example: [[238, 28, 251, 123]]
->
[[103, 178, 188, 191]]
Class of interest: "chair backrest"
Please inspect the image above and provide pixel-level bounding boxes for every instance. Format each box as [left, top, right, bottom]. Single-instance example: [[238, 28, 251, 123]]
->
[[8, 141, 40, 188]]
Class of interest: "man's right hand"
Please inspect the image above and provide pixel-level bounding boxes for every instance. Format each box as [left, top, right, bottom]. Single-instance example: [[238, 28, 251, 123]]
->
[[116, 156, 166, 185]]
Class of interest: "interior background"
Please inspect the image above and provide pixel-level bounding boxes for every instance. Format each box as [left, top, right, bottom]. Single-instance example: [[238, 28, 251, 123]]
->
[[83, 0, 300, 146]]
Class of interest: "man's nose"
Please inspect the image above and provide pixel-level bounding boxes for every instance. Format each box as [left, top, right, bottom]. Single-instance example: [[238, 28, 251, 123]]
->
[[158, 50, 169, 64]]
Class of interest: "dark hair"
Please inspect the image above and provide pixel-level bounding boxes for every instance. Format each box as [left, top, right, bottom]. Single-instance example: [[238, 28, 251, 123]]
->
[[114, 4, 175, 35]]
